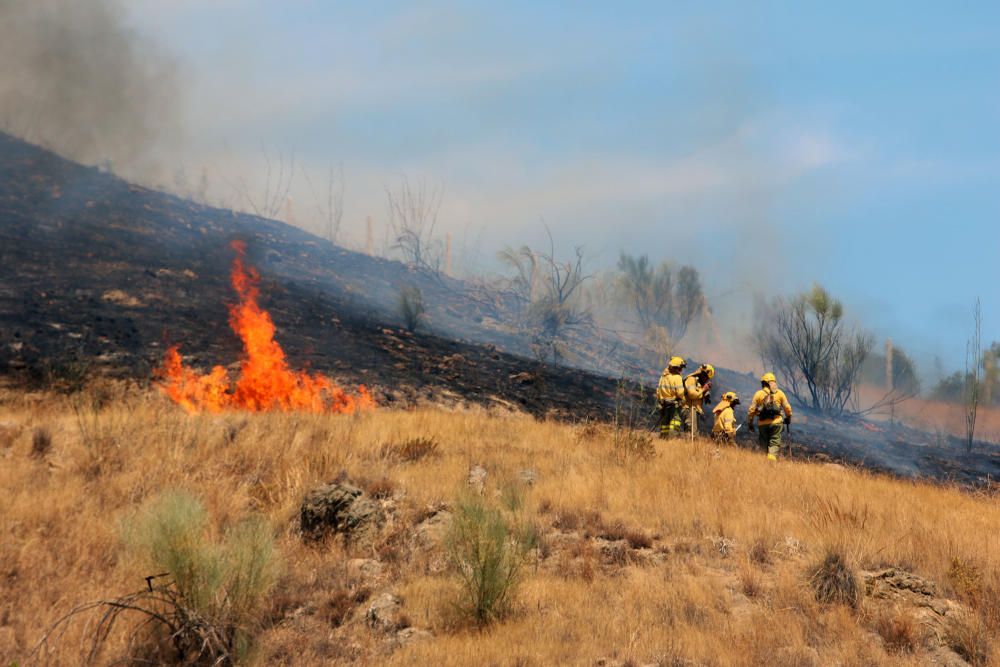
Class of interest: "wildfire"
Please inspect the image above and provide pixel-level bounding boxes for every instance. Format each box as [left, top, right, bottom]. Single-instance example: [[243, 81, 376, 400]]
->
[[157, 240, 374, 414]]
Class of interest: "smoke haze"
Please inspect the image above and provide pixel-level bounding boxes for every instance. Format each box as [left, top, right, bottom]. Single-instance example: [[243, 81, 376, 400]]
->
[[0, 0, 179, 176]]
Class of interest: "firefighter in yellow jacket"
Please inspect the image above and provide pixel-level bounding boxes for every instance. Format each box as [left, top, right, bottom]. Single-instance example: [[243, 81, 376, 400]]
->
[[712, 391, 739, 443], [683, 363, 714, 433], [656, 357, 686, 438], [746, 372, 793, 460]]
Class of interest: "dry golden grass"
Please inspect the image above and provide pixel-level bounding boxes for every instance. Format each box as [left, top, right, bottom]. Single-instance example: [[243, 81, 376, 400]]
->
[[1, 381, 999, 665]]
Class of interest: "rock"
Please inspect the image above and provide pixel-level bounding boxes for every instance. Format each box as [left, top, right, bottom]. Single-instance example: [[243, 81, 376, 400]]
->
[[467, 464, 487, 493], [518, 468, 538, 486], [365, 592, 405, 632], [347, 558, 385, 581], [395, 627, 433, 646], [300, 482, 384, 541], [414, 506, 452, 559], [864, 568, 937, 599], [509, 371, 536, 385]]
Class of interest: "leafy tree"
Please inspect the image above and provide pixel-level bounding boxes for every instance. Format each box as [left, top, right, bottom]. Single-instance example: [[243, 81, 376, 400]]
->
[[754, 284, 873, 415], [616, 253, 706, 342]]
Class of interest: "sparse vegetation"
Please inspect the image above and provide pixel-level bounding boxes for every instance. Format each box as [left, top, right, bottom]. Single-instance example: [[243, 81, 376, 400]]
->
[[498, 226, 592, 363], [4, 384, 1000, 665], [871, 607, 920, 654], [34, 490, 279, 664], [610, 375, 655, 464], [445, 494, 531, 625], [385, 177, 444, 271], [398, 285, 426, 332]]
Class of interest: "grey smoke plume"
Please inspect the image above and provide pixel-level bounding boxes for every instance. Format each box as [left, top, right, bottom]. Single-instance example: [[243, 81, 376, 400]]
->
[[0, 0, 179, 174]]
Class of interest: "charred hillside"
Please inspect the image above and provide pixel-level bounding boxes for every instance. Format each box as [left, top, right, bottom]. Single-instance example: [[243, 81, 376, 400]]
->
[[0, 132, 630, 419], [1, 132, 999, 486]]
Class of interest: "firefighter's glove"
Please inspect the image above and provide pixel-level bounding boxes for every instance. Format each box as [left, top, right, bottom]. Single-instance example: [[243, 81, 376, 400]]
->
[[785, 416, 792, 427]]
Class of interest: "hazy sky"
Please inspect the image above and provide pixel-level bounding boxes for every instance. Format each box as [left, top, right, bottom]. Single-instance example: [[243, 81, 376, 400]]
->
[[124, 1, 999, 375]]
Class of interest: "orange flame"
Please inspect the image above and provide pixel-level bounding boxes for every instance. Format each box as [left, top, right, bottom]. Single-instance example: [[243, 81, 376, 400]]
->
[[157, 240, 374, 414]]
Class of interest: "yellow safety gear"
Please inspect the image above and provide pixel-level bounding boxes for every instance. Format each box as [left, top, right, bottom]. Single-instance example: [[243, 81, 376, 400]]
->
[[669, 356, 686, 369], [684, 373, 709, 410], [761, 372, 776, 383], [712, 399, 737, 437], [767, 453, 778, 461], [656, 368, 685, 404], [722, 391, 738, 402], [747, 387, 792, 426], [700, 364, 715, 379]]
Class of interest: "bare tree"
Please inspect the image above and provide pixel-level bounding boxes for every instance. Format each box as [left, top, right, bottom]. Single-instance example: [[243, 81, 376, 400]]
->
[[754, 284, 873, 415], [303, 164, 345, 244], [616, 253, 706, 342], [499, 226, 592, 364], [497, 245, 539, 325], [228, 149, 296, 220], [858, 342, 920, 421], [965, 298, 983, 452], [385, 177, 444, 271]]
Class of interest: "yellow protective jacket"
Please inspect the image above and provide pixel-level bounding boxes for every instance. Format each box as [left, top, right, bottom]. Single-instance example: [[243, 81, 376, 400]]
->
[[747, 387, 792, 426], [656, 370, 684, 404], [712, 400, 736, 436], [683, 373, 709, 408]]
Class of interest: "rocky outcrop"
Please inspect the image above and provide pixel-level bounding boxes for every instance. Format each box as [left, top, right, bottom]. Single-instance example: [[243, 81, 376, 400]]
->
[[300, 482, 384, 541]]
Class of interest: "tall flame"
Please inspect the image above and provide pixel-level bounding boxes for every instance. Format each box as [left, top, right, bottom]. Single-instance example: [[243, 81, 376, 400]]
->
[[157, 240, 374, 414]]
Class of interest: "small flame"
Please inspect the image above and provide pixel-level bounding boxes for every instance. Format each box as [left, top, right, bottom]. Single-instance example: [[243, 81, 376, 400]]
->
[[157, 240, 374, 414]]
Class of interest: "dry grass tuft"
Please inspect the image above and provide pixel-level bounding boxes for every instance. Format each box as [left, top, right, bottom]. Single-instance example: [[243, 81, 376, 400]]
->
[[379, 436, 440, 463], [598, 521, 653, 550], [808, 548, 859, 608], [31, 426, 52, 459], [946, 612, 992, 666], [871, 606, 920, 654]]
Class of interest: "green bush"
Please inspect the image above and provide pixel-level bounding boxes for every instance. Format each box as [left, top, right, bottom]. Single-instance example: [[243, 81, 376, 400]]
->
[[125, 490, 279, 661], [446, 494, 532, 625]]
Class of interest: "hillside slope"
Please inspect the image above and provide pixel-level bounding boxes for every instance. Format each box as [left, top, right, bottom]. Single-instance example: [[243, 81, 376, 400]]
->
[[1, 132, 999, 485], [2, 387, 998, 665]]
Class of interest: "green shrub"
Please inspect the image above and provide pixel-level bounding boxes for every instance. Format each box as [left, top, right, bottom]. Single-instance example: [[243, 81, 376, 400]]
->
[[124, 490, 279, 662], [446, 494, 532, 625]]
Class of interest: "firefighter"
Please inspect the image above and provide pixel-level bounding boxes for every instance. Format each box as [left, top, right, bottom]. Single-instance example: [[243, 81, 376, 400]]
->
[[746, 372, 793, 460], [683, 363, 714, 434], [656, 356, 686, 438], [712, 391, 740, 444]]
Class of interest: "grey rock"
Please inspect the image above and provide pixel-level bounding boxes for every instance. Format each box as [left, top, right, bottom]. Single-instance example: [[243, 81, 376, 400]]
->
[[300, 482, 384, 541], [467, 464, 487, 493], [518, 468, 538, 486], [395, 627, 433, 646], [365, 592, 405, 632]]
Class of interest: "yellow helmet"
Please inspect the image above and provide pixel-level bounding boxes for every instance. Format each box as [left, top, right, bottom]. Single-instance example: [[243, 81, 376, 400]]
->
[[761, 372, 776, 383], [668, 356, 686, 369], [723, 391, 738, 402], [700, 364, 715, 379]]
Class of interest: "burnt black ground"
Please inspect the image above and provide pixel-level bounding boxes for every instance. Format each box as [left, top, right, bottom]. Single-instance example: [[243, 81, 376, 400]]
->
[[2, 132, 998, 487]]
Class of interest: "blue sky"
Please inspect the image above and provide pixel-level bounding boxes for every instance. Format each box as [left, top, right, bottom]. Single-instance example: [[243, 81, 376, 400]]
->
[[127, 1, 999, 376]]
